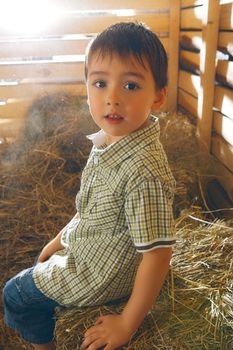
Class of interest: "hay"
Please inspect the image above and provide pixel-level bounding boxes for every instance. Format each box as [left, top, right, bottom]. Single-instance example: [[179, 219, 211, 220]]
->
[[171, 213, 233, 349], [159, 112, 203, 216], [55, 303, 161, 350], [54, 213, 233, 350], [0, 93, 232, 349]]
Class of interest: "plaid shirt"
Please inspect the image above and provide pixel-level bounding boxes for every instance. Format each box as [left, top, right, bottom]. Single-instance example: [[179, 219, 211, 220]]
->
[[33, 116, 176, 306]]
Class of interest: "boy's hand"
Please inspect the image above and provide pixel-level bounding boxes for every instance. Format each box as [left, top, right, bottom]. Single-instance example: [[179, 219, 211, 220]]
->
[[81, 313, 134, 350], [37, 243, 55, 263], [37, 230, 65, 263]]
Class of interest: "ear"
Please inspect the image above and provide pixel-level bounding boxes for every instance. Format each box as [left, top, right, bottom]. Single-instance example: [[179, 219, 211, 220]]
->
[[152, 87, 167, 111]]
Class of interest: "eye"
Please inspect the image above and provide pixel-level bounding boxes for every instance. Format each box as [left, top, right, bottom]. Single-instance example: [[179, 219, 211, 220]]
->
[[94, 80, 106, 88], [125, 82, 139, 91]]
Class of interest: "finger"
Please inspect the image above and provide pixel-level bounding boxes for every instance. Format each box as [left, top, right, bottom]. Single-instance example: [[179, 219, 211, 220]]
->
[[87, 338, 107, 350], [104, 345, 114, 350], [84, 325, 99, 337], [81, 332, 99, 349]]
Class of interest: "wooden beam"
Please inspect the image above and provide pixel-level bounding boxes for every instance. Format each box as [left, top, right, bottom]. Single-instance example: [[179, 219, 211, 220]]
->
[[167, 0, 180, 112], [0, 14, 169, 39], [197, 0, 220, 152]]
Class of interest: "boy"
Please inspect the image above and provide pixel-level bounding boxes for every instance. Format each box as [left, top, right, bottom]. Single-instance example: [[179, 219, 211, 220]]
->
[[3, 22, 176, 350]]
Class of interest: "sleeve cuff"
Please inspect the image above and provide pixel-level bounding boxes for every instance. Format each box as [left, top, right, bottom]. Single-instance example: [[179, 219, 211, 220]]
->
[[135, 237, 176, 253]]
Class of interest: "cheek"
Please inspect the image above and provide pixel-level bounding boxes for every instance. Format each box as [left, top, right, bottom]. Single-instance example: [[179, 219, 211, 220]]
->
[[88, 97, 102, 117], [126, 98, 150, 114]]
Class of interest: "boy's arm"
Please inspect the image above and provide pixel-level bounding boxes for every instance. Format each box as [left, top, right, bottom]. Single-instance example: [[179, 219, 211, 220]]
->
[[37, 212, 80, 263], [81, 247, 172, 350]]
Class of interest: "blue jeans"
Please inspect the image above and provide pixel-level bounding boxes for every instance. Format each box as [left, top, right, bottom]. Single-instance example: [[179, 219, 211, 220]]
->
[[3, 267, 60, 344]]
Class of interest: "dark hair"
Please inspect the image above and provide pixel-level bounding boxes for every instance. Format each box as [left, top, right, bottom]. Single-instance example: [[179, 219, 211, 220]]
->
[[85, 22, 168, 90]]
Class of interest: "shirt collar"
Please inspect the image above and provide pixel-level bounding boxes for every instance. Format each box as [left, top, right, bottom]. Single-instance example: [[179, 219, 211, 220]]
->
[[87, 115, 160, 167], [86, 129, 106, 148]]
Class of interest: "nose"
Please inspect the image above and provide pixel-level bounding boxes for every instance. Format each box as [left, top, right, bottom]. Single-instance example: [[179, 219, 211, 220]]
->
[[106, 87, 120, 106]]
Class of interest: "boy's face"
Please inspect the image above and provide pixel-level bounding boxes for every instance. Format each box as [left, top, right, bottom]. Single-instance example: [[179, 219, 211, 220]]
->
[[86, 52, 165, 144]]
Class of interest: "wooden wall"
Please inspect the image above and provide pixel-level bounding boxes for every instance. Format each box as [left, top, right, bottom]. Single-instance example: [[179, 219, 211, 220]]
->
[[0, 0, 179, 140], [179, 0, 233, 201]]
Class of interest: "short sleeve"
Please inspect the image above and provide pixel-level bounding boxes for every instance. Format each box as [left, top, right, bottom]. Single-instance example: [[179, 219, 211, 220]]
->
[[125, 178, 176, 252]]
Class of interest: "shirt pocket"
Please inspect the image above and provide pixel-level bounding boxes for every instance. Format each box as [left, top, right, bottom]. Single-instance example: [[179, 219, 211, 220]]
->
[[82, 191, 124, 233]]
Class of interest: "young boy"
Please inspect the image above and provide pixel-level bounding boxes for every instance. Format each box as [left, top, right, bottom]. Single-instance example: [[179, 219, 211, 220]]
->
[[3, 22, 176, 350]]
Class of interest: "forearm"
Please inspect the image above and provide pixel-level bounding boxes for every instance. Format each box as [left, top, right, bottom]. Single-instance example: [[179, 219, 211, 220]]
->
[[122, 248, 172, 333]]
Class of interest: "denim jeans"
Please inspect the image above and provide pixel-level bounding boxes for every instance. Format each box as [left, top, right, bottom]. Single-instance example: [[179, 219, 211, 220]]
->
[[3, 266, 60, 344]]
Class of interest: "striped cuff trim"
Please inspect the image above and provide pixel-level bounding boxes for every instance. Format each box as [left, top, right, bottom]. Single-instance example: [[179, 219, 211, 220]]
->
[[135, 238, 176, 253]]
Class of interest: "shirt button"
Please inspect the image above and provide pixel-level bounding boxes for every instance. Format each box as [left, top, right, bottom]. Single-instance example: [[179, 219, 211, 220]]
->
[[93, 156, 99, 165]]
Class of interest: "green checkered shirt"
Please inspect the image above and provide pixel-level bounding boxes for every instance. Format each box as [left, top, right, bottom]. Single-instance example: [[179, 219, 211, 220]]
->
[[33, 116, 176, 306]]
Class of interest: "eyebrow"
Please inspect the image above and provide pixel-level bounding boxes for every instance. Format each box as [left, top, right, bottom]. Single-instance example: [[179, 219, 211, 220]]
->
[[89, 71, 145, 80]]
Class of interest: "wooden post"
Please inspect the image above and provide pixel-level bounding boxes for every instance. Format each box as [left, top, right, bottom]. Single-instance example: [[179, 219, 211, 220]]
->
[[167, 0, 180, 113], [197, 0, 220, 152]]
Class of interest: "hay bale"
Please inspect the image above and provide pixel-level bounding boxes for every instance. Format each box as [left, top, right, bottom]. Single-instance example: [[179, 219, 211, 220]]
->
[[54, 213, 233, 350], [55, 303, 161, 350]]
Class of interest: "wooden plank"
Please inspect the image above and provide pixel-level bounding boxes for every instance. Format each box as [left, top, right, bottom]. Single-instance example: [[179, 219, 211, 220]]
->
[[213, 161, 233, 201], [0, 35, 168, 82], [0, 118, 23, 138], [180, 7, 203, 29], [214, 85, 233, 118], [0, 100, 32, 120], [178, 70, 200, 97], [0, 62, 85, 81], [0, 14, 169, 39], [216, 60, 233, 87], [213, 111, 233, 146], [0, 37, 91, 59], [179, 50, 200, 73], [167, 0, 180, 112], [159, 38, 169, 53], [220, 0, 233, 4], [178, 88, 198, 116], [219, 3, 233, 30], [197, 0, 220, 152], [0, 83, 87, 100], [218, 31, 233, 56], [211, 134, 233, 173], [0, 84, 87, 119], [181, 0, 203, 6], [0, 35, 169, 60], [180, 31, 202, 51], [50, 0, 170, 11]]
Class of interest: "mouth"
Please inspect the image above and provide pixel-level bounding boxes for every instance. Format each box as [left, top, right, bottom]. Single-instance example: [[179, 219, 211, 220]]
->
[[104, 113, 124, 121]]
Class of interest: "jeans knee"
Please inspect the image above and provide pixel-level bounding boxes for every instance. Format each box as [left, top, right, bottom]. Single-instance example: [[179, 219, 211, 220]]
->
[[3, 278, 18, 306]]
